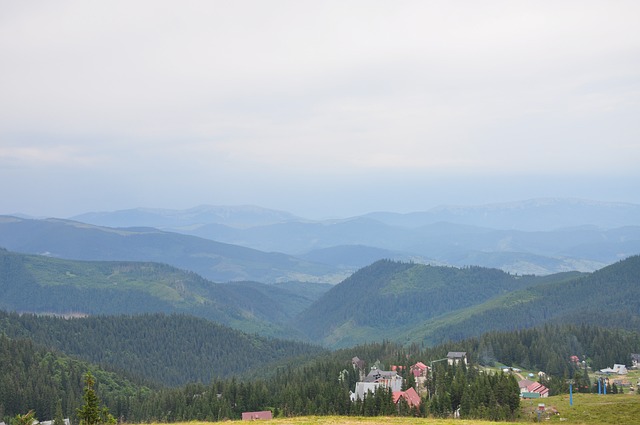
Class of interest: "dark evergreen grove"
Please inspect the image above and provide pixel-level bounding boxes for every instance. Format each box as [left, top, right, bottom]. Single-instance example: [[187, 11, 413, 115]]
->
[[0, 311, 326, 387], [2, 312, 638, 423]]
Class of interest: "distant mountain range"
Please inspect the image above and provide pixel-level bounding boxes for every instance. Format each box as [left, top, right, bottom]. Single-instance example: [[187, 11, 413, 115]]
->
[[71, 198, 640, 231], [72, 204, 300, 229], [364, 198, 640, 230], [3, 198, 638, 278], [0, 215, 345, 283]]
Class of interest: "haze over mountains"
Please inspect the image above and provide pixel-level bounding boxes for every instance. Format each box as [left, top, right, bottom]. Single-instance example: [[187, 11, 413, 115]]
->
[[1, 199, 639, 283], [18, 197, 640, 277], [1, 197, 640, 349]]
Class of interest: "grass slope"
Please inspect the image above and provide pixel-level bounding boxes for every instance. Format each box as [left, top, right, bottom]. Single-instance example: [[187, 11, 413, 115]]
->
[[135, 393, 640, 424]]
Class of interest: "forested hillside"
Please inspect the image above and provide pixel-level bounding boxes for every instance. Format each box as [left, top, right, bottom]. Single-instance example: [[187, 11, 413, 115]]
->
[[295, 260, 560, 347], [4, 246, 639, 350], [401, 255, 640, 345], [0, 334, 147, 422], [475, 325, 640, 375], [0, 248, 325, 338], [294, 257, 640, 348], [0, 311, 326, 386], [2, 314, 638, 423]]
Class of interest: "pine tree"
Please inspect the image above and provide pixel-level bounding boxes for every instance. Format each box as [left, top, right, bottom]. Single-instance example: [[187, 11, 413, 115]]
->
[[76, 372, 115, 425], [53, 399, 65, 425]]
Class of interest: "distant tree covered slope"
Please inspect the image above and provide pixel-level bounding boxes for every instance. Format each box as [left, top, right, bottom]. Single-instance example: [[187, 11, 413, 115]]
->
[[401, 255, 640, 345], [0, 248, 319, 339], [294, 256, 640, 348], [294, 260, 550, 346]]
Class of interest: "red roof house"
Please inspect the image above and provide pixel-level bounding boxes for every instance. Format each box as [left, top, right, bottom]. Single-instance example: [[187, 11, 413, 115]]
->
[[392, 387, 421, 408], [411, 362, 428, 378], [242, 411, 272, 420], [518, 379, 549, 398]]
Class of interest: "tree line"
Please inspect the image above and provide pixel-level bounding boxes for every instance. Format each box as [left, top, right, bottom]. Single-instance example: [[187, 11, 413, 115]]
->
[[2, 313, 638, 423]]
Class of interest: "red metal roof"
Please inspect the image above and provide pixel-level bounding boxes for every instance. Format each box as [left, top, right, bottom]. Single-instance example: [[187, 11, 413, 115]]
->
[[392, 387, 421, 407], [241, 411, 272, 420]]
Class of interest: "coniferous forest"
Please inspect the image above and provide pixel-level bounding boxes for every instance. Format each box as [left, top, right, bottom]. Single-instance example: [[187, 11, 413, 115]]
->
[[2, 311, 638, 423], [2, 250, 640, 423]]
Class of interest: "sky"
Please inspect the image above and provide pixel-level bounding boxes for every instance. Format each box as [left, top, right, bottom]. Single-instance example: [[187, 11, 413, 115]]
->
[[1, 1, 639, 219]]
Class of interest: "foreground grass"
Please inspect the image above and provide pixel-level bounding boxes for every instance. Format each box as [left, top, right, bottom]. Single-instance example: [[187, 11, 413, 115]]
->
[[140, 419, 505, 425], [522, 393, 640, 424], [136, 393, 640, 425]]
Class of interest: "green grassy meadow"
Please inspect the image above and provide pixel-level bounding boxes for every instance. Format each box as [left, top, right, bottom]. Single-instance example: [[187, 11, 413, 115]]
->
[[134, 393, 640, 425]]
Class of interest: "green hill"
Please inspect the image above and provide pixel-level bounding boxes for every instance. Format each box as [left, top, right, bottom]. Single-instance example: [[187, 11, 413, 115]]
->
[[402, 255, 640, 346], [295, 257, 640, 348], [0, 247, 326, 338], [296, 256, 640, 348], [294, 260, 564, 347]]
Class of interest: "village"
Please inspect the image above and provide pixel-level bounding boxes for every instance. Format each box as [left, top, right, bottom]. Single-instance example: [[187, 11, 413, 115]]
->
[[241, 351, 640, 421], [343, 351, 640, 412], [6, 351, 640, 424]]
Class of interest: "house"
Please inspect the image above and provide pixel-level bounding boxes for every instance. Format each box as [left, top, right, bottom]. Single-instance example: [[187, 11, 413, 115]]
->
[[351, 382, 381, 401], [393, 387, 421, 408], [569, 355, 580, 364], [447, 352, 467, 366], [364, 368, 403, 391], [411, 362, 429, 378], [600, 364, 628, 375], [241, 411, 272, 420], [631, 354, 640, 368], [36, 420, 70, 425], [518, 379, 549, 398], [613, 364, 628, 374], [351, 368, 404, 401]]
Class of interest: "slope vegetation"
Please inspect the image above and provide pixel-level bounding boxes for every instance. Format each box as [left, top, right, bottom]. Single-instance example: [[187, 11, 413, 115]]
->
[[0, 248, 326, 338], [295, 260, 556, 347], [298, 256, 640, 348], [403, 255, 640, 345], [0, 311, 326, 387]]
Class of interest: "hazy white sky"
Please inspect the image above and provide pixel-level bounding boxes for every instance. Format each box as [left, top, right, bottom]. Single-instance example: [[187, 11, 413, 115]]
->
[[1, 0, 639, 218]]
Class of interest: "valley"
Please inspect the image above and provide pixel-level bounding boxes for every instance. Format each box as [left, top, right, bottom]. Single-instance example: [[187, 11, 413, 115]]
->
[[1, 199, 639, 424]]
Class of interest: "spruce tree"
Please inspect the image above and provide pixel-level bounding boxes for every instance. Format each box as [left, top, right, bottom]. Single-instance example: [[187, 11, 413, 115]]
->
[[53, 399, 65, 425], [76, 372, 115, 425]]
